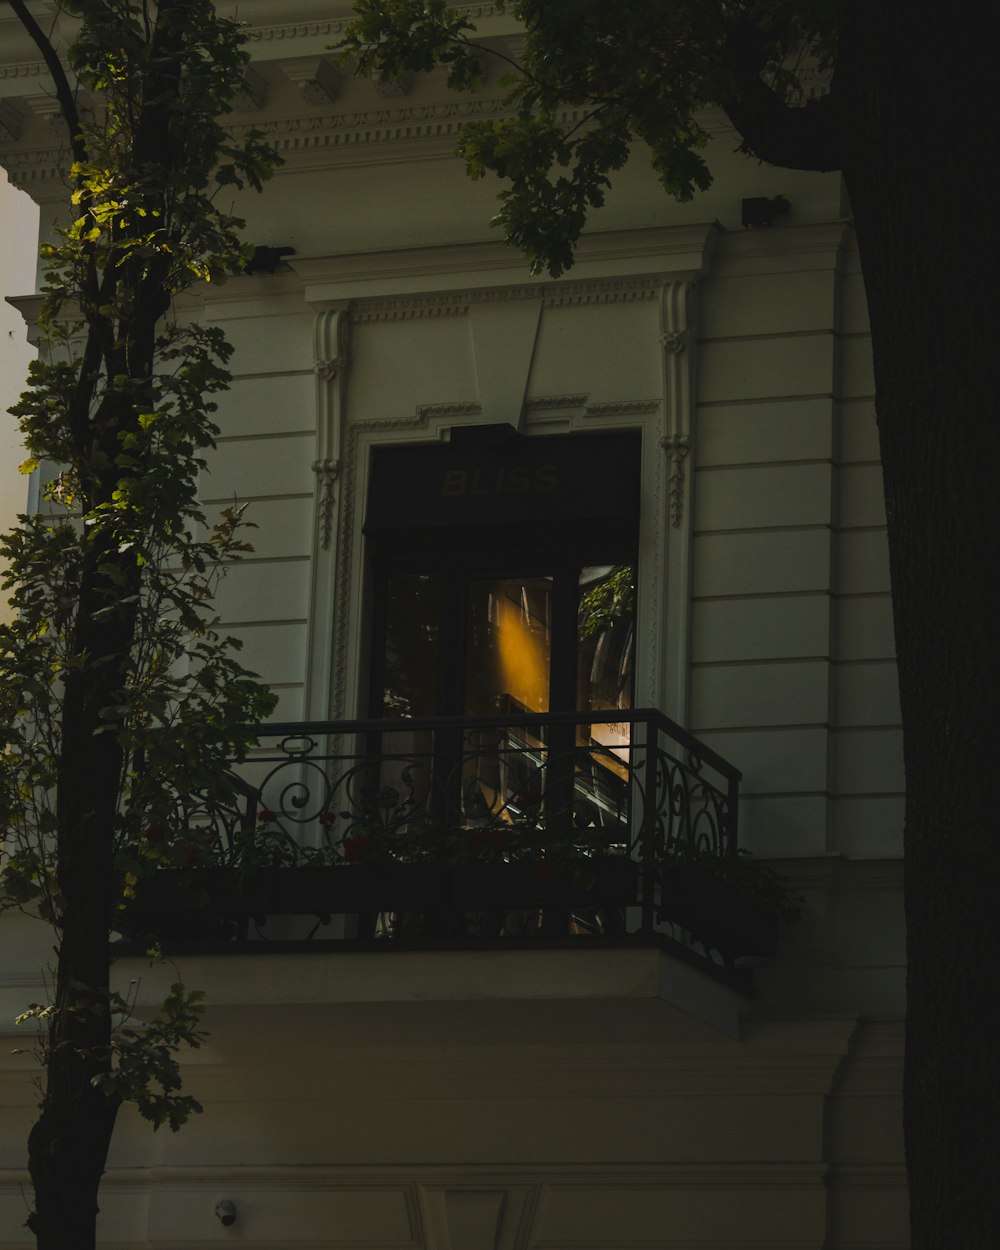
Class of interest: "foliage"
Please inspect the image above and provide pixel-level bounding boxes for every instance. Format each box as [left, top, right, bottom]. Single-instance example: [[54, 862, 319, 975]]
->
[[578, 564, 634, 639], [17, 980, 207, 1133], [338, 0, 837, 274], [0, 0, 280, 1219], [659, 840, 802, 923], [256, 790, 619, 872]]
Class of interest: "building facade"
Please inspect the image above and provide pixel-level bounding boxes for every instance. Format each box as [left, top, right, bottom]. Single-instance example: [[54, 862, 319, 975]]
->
[[0, 3, 906, 1247]]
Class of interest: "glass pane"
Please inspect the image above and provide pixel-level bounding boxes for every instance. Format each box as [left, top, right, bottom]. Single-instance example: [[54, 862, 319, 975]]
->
[[578, 563, 634, 764], [382, 573, 442, 718], [464, 577, 552, 716], [463, 576, 552, 826]]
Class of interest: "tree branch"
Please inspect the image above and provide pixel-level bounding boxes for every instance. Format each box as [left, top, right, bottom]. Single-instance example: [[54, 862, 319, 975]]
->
[[719, 15, 841, 173], [7, 0, 88, 169]]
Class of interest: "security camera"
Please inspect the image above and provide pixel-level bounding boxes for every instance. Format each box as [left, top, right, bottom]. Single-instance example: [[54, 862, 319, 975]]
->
[[215, 1199, 237, 1227]]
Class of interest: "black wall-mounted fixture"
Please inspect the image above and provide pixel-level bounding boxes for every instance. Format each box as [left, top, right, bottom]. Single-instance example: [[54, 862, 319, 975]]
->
[[214, 1199, 237, 1227], [741, 196, 790, 228], [244, 245, 295, 274]]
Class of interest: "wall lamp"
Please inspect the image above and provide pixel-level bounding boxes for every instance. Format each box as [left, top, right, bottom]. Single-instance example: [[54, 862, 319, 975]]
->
[[244, 245, 296, 274]]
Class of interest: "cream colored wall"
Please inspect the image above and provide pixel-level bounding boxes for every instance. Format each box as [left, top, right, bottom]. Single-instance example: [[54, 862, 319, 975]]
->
[[0, 173, 38, 621], [690, 228, 901, 863], [0, 5, 906, 1248]]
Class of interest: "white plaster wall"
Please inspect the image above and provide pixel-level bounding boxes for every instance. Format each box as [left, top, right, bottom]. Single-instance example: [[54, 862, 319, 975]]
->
[[0, 173, 37, 622], [0, 7, 906, 1247]]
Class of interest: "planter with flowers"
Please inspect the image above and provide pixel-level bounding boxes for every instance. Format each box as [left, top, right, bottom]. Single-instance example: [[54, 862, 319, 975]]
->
[[119, 793, 637, 944], [656, 843, 802, 966]]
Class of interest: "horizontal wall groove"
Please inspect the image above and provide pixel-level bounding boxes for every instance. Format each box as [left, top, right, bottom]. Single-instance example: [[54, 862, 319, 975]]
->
[[830, 791, 905, 800], [201, 492, 313, 505], [215, 429, 315, 444], [694, 522, 831, 538], [214, 554, 310, 566], [216, 618, 308, 629], [693, 459, 832, 472], [699, 328, 835, 345], [691, 722, 831, 734], [691, 656, 830, 669], [693, 590, 833, 603], [230, 369, 311, 381], [696, 392, 833, 409]]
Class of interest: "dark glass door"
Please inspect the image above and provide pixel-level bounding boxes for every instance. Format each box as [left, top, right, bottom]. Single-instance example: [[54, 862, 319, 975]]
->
[[370, 561, 634, 831], [373, 563, 634, 724]]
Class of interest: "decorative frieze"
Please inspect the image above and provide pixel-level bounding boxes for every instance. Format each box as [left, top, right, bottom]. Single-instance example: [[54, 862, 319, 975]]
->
[[350, 275, 663, 325], [350, 296, 471, 324], [524, 394, 589, 412], [0, 61, 47, 81], [228, 95, 510, 161], [585, 399, 659, 418], [415, 401, 481, 421], [246, 4, 502, 45]]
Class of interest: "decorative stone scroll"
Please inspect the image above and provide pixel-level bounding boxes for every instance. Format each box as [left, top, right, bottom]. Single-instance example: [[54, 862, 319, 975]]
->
[[312, 305, 350, 550], [660, 433, 691, 528]]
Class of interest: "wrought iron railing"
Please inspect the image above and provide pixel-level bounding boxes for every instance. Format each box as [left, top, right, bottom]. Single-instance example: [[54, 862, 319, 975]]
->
[[126, 709, 761, 964]]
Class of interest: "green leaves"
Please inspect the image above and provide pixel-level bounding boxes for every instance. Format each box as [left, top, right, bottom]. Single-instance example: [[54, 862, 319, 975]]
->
[[340, 0, 833, 274], [0, 0, 281, 1160], [337, 0, 486, 91], [93, 983, 208, 1131]]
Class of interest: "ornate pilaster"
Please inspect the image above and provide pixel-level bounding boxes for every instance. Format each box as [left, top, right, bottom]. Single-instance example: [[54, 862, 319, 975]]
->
[[303, 304, 350, 722], [651, 280, 698, 722], [312, 305, 350, 550], [659, 281, 696, 526], [660, 433, 690, 528]]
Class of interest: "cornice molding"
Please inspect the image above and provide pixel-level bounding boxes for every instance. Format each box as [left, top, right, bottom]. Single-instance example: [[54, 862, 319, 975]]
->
[[292, 224, 717, 305], [346, 276, 669, 323], [245, 4, 504, 46], [0, 61, 48, 82], [227, 94, 510, 165], [524, 393, 588, 412]]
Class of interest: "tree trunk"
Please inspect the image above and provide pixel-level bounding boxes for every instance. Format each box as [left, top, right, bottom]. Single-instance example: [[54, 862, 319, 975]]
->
[[26, 526, 137, 1248], [837, 5, 1000, 1244]]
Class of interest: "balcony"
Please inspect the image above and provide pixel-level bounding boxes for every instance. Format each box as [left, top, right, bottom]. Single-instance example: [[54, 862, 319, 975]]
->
[[120, 709, 778, 983]]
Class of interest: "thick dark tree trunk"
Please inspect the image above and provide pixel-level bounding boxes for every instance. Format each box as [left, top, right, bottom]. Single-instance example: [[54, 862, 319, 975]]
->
[[836, 5, 1000, 1245], [9, 2, 184, 1239], [27, 482, 139, 1248]]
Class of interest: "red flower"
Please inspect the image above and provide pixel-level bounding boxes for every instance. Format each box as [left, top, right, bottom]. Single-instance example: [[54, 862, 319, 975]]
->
[[257, 809, 278, 824], [342, 834, 367, 862], [183, 841, 201, 864], [532, 859, 556, 880], [320, 810, 336, 826], [144, 824, 166, 844]]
